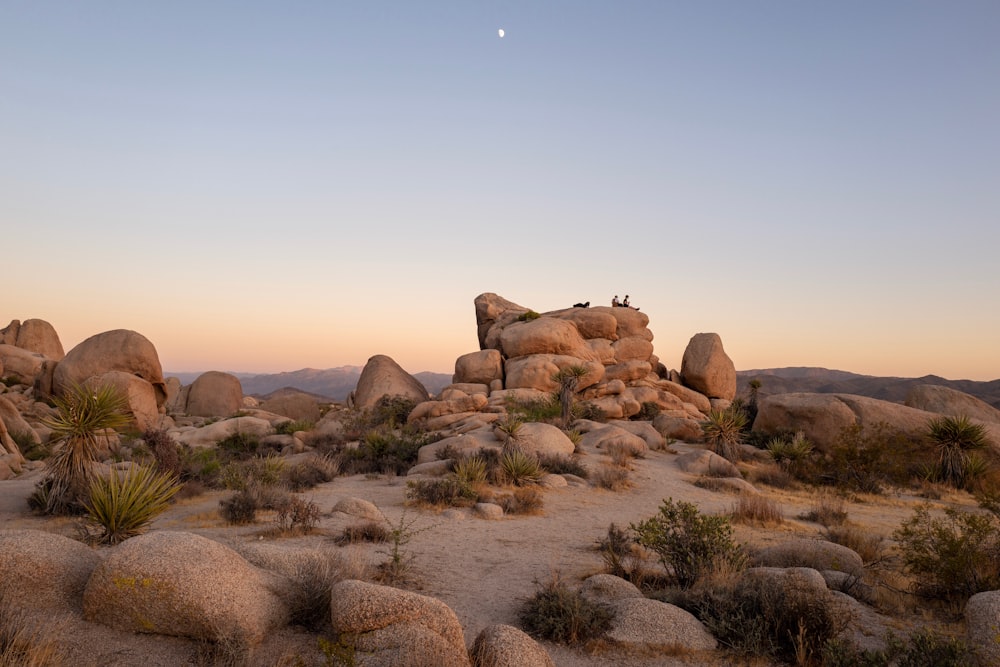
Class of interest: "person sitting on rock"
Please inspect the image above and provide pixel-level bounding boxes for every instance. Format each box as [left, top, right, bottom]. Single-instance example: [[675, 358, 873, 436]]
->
[[611, 295, 620, 307], [622, 295, 630, 308]]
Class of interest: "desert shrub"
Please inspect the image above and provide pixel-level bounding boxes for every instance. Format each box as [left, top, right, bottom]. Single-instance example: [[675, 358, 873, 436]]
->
[[274, 496, 321, 534], [801, 491, 849, 527], [927, 415, 991, 489], [632, 401, 661, 421], [497, 449, 543, 486], [84, 465, 181, 545], [745, 461, 796, 490], [730, 494, 783, 526], [573, 401, 607, 423], [286, 552, 352, 630], [369, 395, 418, 427], [893, 504, 1000, 602], [0, 599, 64, 667], [284, 454, 340, 491], [591, 465, 630, 491], [377, 511, 430, 584], [219, 485, 290, 525], [453, 454, 488, 485], [9, 431, 45, 460], [215, 431, 261, 461], [38, 383, 130, 515], [701, 407, 747, 463], [537, 453, 588, 478], [219, 455, 285, 491], [632, 497, 745, 589], [178, 445, 223, 486], [504, 396, 561, 424], [606, 442, 637, 468], [597, 523, 651, 586], [495, 486, 544, 515], [675, 570, 846, 663], [766, 431, 815, 477], [517, 310, 541, 322], [334, 521, 389, 546], [274, 419, 314, 436], [518, 578, 614, 645], [563, 428, 583, 452], [339, 426, 439, 476], [142, 427, 181, 477], [823, 423, 927, 493], [494, 415, 525, 448], [823, 525, 885, 564], [405, 477, 477, 508], [822, 628, 976, 667]]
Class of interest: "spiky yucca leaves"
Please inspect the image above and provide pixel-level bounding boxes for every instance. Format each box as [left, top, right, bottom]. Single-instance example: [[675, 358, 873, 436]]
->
[[453, 455, 488, 485], [40, 383, 131, 515], [495, 416, 524, 451], [928, 415, 991, 488], [701, 408, 747, 463], [499, 449, 543, 486], [84, 465, 181, 544]]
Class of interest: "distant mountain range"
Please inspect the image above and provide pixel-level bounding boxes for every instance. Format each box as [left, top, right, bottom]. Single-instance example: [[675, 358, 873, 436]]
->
[[167, 367, 453, 402], [737, 367, 1000, 410], [166, 366, 1000, 409]]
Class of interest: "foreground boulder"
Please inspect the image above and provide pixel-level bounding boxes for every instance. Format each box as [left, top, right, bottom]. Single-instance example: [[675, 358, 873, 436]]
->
[[753, 539, 864, 576], [330, 579, 470, 667], [965, 590, 1000, 666], [351, 355, 430, 412], [471, 624, 553, 667], [83, 531, 289, 643], [53, 329, 166, 406], [0, 530, 101, 613]]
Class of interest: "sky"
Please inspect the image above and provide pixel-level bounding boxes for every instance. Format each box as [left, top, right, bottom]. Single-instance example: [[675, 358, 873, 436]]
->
[[2, 2, 998, 381]]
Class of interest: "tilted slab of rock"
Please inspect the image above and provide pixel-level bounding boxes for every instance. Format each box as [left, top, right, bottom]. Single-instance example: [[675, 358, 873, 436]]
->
[[905, 383, 1000, 425], [0, 529, 101, 614], [680, 332, 737, 401], [605, 420, 666, 450], [499, 317, 597, 361], [172, 416, 272, 447], [652, 412, 705, 442], [330, 579, 470, 667], [352, 354, 430, 411], [675, 450, 740, 478], [83, 531, 289, 643]]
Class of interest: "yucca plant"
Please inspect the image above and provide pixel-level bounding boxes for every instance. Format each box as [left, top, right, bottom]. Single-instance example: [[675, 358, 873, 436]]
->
[[499, 449, 543, 486], [453, 455, 488, 485], [85, 465, 181, 544], [39, 383, 131, 515], [766, 431, 813, 473], [928, 415, 990, 488], [495, 416, 524, 451], [701, 408, 747, 463]]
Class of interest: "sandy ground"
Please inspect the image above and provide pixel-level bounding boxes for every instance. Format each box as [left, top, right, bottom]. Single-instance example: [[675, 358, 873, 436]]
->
[[0, 439, 970, 667]]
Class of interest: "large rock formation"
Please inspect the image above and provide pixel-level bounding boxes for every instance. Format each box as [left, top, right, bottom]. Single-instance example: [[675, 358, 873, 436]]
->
[[351, 354, 430, 411], [1, 318, 65, 360], [905, 384, 1000, 425], [52, 329, 167, 407], [680, 333, 737, 401], [182, 370, 244, 418]]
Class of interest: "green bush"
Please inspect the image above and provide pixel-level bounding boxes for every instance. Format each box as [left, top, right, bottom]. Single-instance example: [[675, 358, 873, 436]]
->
[[219, 455, 286, 491], [632, 401, 661, 421], [274, 419, 314, 436], [537, 453, 588, 478], [518, 579, 613, 644], [504, 395, 562, 423], [215, 431, 261, 461], [178, 445, 222, 486], [453, 454, 488, 485], [405, 477, 477, 507], [369, 395, 418, 427], [822, 628, 976, 667], [339, 427, 438, 476], [84, 465, 181, 545], [700, 408, 747, 463], [766, 431, 814, 474], [822, 423, 927, 493], [517, 310, 541, 322], [893, 504, 1000, 602], [675, 570, 846, 663], [632, 497, 745, 589]]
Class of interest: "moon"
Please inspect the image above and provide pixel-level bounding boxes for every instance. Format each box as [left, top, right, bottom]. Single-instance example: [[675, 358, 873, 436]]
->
[[498, 28, 504, 38]]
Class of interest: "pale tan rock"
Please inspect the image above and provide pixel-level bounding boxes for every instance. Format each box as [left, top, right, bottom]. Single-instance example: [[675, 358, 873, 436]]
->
[[408, 394, 489, 423], [606, 306, 651, 338], [505, 421, 575, 458], [658, 379, 712, 414], [257, 389, 322, 422], [675, 450, 740, 477], [87, 370, 161, 431], [172, 416, 272, 447], [603, 360, 652, 383], [332, 497, 384, 521], [606, 597, 716, 651], [53, 329, 166, 406], [549, 308, 619, 340], [14, 318, 64, 360], [606, 420, 666, 450], [753, 539, 864, 575], [578, 424, 648, 457], [586, 338, 617, 364], [471, 623, 554, 667], [579, 574, 644, 602], [680, 333, 736, 400], [454, 349, 504, 385], [83, 531, 289, 642], [905, 384, 1000, 425], [0, 529, 101, 613], [474, 292, 530, 349], [965, 590, 1000, 666], [500, 317, 595, 360], [352, 355, 430, 411], [0, 344, 47, 384], [184, 370, 243, 418], [0, 394, 40, 445], [611, 335, 654, 363], [416, 428, 500, 464], [504, 354, 603, 393], [474, 503, 504, 520]]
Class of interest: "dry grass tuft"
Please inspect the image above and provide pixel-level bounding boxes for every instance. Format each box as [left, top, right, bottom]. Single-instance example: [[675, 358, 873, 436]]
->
[[800, 490, 849, 527], [730, 493, 784, 526], [824, 524, 885, 564], [591, 465, 630, 491], [0, 606, 64, 667]]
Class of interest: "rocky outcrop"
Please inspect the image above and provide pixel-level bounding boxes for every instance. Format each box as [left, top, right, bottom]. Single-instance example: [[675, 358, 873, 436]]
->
[[1, 318, 65, 360], [752, 539, 864, 575], [351, 355, 430, 412], [471, 624, 554, 667], [52, 329, 166, 407], [0, 344, 48, 385], [680, 333, 736, 400], [172, 416, 272, 447], [905, 384, 1000, 425], [0, 530, 101, 613], [330, 579, 470, 667], [454, 349, 504, 386], [83, 531, 289, 643], [184, 370, 244, 418], [88, 370, 162, 431], [257, 389, 323, 422]]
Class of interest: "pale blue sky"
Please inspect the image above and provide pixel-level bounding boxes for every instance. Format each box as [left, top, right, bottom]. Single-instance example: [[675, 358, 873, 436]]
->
[[3, 2, 998, 379]]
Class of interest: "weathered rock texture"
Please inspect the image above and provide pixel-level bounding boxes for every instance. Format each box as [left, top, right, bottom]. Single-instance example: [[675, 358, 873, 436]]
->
[[680, 333, 737, 401], [905, 384, 1000, 425], [0, 529, 101, 613], [53, 329, 167, 408], [183, 370, 244, 418], [471, 624, 554, 667], [83, 531, 289, 642], [965, 590, 1000, 666], [351, 355, 431, 411]]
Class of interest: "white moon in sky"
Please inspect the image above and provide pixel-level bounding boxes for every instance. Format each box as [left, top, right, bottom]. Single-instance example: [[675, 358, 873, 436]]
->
[[498, 28, 504, 38]]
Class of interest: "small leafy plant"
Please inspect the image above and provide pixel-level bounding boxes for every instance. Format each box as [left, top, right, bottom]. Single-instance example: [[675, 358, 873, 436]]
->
[[84, 465, 181, 544], [518, 577, 613, 645]]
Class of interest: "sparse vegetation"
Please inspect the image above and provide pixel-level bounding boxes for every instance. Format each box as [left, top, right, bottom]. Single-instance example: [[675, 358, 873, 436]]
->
[[335, 521, 389, 546], [700, 407, 747, 463], [36, 383, 131, 515], [893, 504, 1000, 602], [517, 310, 541, 322], [0, 603, 64, 666], [498, 448, 543, 486], [591, 465, 630, 491], [554, 365, 589, 428], [405, 477, 477, 508], [518, 577, 614, 645], [274, 419, 314, 436], [927, 415, 991, 489], [274, 496, 321, 534], [822, 628, 977, 667], [83, 465, 181, 544], [537, 453, 588, 478], [730, 493, 783, 526], [801, 491, 849, 527], [632, 498, 745, 589]]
